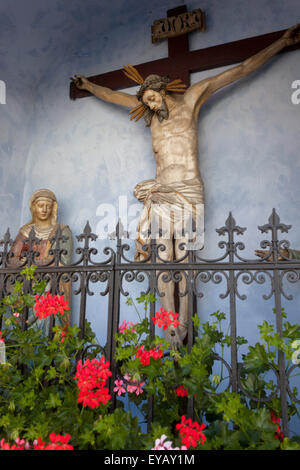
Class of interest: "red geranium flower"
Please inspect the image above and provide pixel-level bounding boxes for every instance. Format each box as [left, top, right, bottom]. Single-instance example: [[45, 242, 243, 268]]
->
[[34, 291, 70, 320], [0, 331, 4, 343], [44, 433, 73, 450], [270, 412, 284, 442], [57, 322, 70, 343], [74, 357, 112, 408], [152, 308, 181, 330], [176, 415, 206, 448], [176, 384, 189, 397], [135, 345, 163, 366], [0, 438, 23, 450], [33, 437, 46, 450], [33, 434, 73, 450], [0, 434, 73, 451]]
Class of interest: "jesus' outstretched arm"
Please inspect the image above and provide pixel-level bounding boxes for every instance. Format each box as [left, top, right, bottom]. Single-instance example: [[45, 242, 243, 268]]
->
[[184, 24, 300, 114], [70, 74, 138, 109]]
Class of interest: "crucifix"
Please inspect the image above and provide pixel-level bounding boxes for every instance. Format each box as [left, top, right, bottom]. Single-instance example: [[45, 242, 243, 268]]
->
[[70, 5, 300, 97], [70, 5, 300, 349]]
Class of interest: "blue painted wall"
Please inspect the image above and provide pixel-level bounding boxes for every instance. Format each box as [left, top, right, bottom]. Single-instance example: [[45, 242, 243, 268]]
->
[[1, 0, 299, 434]]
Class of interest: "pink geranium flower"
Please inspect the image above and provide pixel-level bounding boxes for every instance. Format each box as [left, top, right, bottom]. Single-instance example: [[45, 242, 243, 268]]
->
[[113, 379, 126, 396], [119, 320, 136, 334], [152, 434, 187, 450], [152, 434, 174, 450], [124, 373, 145, 395], [135, 381, 145, 396]]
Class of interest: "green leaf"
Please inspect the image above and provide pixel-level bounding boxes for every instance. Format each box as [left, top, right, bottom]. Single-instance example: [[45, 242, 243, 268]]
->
[[59, 356, 70, 370], [20, 265, 37, 280], [12, 281, 23, 294], [46, 366, 57, 380], [212, 374, 220, 385], [256, 438, 280, 450], [280, 437, 300, 450], [45, 392, 62, 409], [79, 428, 96, 447], [255, 408, 276, 433], [2, 294, 18, 306], [214, 392, 245, 423], [136, 293, 156, 305], [243, 343, 269, 372], [192, 314, 201, 330], [210, 310, 226, 322], [283, 321, 300, 340], [237, 336, 248, 346], [32, 280, 48, 295], [0, 414, 11, 427], [19, 389, 36, 409], [23, 294, 35, 308], [33, 366, 44, 382], [93, 409, 140, 450], [8, 401, 15, 412]]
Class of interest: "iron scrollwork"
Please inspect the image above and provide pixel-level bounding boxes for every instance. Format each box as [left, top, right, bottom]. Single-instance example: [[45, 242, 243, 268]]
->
[[0, 209, 299, 436]]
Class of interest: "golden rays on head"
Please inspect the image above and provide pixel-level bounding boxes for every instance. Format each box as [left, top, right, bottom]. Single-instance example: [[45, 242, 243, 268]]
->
[[122, 65, 147, 121], [122, 64, 144, 85], [128, 103, 147, 122], [122, 64, 187, 122], [166, 79, 187, 93]]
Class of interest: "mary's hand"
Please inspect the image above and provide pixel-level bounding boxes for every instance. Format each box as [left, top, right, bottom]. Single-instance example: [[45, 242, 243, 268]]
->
[[254, 249, 289, 261]]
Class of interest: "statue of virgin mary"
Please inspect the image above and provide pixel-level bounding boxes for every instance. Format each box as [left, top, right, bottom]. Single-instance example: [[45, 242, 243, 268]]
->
[[9, 189, 73, 333]]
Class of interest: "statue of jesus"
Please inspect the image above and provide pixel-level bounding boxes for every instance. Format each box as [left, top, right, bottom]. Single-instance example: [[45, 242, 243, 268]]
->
[[72, 25, 300, 348]]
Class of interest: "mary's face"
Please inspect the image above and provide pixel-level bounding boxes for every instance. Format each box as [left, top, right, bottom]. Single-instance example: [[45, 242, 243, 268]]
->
[[32, 197, 53, 223]]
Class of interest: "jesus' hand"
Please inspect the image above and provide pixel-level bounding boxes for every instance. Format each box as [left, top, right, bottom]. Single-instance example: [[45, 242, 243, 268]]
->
[[70, 74, 89, 90], [282, 24, 300, 47]]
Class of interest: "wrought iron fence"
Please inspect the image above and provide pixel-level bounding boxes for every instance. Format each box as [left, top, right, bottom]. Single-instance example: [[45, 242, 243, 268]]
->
[[0, 208, 299, 437]]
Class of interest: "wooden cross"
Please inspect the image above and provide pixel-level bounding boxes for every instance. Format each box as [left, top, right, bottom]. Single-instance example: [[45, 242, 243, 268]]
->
[[69, 4, 300, 100]]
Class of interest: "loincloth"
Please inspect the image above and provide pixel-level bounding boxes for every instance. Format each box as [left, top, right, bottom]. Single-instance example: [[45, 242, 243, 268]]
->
[[133, 176, 204, 260]]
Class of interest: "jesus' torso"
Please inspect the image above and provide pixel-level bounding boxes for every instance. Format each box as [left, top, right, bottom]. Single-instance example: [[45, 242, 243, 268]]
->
[[150, 95, 201, 185]]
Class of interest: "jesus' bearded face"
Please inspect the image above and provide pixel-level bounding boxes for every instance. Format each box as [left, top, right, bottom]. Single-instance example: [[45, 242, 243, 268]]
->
[[142, 89, 163, 111], [142, 89, 169, 123]]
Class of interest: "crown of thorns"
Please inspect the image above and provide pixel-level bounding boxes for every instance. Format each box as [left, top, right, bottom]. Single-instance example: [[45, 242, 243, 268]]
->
[[122, 64, 187, 122]]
